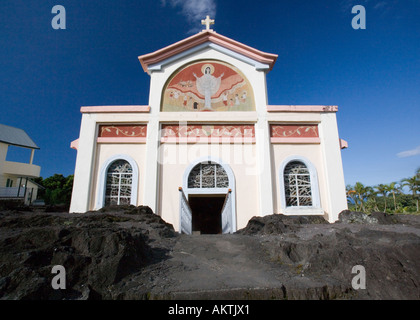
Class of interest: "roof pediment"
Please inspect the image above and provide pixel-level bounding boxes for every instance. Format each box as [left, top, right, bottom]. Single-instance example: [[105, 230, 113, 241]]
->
[[138, 30, 278, 74]]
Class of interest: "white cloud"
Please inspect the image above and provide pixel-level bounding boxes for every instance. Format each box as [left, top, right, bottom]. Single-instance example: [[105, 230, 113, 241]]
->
[[374, 1, 388, 10], [162, 0, 216, 32], [397, 145, 420, 158], [339, 0, 368, 12], [340, 0, 392, 13]]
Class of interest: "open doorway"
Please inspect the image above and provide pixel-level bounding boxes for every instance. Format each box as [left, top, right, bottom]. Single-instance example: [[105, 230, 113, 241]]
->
[[180, 158, 236, 234], [189, 195, 225, 234]]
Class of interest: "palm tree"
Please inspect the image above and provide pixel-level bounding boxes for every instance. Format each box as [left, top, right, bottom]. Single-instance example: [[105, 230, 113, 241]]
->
[[388, 182, 402, 212], [354, 182, 368, 212], [346, 184, 358, 211], [375, 184, 389, 212], [365, 186, 379, 211], [402, 176, 419, 212]]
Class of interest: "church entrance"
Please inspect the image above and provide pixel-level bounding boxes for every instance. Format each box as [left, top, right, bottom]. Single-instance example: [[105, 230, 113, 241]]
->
[[189, 195, 225, 234], [179, 158, 236, 234]]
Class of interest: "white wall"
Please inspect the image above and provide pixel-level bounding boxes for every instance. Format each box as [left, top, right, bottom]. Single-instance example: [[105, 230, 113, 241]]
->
[[90, 143, 147, 210], [146, 46, 274, 222], [158, 143, 258, 231], [69, 113, 150, 213], [69, 114, 97, 213], [0, 143, 8, 186], [318, 113, 348, 221], [270, 113, 348, 222], [271, 144, 327, 215], [69, 42, 347, 226]]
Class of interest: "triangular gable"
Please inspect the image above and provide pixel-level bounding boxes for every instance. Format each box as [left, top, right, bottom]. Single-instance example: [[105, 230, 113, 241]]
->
[[138, 30, 278, 74]]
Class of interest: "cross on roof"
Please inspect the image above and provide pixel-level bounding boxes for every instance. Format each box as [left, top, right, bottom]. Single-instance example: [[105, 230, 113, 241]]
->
[[201, 15, 215, 31]]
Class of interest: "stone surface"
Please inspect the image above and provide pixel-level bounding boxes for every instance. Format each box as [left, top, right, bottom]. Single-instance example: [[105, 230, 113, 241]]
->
[[0, 206, 176, 299], [0, 208, 419, 300]]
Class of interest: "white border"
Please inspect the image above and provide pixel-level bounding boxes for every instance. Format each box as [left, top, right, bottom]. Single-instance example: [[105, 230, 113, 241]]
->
[[181, 155, 237, 233], [95, 154, 139, 210], [278, 155, 323, 215]]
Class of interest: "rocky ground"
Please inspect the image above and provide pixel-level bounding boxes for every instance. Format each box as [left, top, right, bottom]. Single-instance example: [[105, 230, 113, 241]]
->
[[0, 206, 419, 300]]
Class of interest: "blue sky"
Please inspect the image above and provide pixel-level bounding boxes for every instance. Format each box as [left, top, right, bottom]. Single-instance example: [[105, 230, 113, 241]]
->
[[0, 0, 419, 187]]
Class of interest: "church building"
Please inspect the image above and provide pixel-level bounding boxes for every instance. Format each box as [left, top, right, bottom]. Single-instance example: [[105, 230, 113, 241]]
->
[[69, 17, 348, 233]]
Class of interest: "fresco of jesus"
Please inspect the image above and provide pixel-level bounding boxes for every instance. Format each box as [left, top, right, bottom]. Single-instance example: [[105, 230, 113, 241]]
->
[[162, 60, 254, 112], [193, 64, 224, 110]]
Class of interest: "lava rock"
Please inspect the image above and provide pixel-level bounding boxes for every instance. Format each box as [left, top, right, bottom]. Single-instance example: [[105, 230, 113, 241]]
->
[[337, 210, 400, 224], [0, 207, 176, 300], [236, 214, 328, 235]]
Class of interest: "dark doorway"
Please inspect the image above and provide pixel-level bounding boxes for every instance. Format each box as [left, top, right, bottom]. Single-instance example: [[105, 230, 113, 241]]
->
[[189, 195, 225, 234]]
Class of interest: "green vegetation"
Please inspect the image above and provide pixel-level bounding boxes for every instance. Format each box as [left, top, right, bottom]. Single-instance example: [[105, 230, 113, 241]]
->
[[346, 168, 420, 214], [33, 174, 74, 206]]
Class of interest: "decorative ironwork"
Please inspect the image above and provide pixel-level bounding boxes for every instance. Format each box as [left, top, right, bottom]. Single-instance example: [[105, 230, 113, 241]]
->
[[201, 164, 215, 188], [284, 161, 312, 207], [105, 160, 133, 206], [187, 162, 229, 189], [216, 164, 229, 188]]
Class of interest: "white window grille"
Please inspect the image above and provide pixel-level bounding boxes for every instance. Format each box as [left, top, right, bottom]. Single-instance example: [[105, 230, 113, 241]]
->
[[105, 160, 133, 206], [284, 161, 312, 207], [188, 162, 229, 189]]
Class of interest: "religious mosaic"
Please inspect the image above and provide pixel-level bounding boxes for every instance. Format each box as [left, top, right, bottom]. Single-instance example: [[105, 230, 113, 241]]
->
[[161, 61, 255, 112], [98, 125, 147, 138]]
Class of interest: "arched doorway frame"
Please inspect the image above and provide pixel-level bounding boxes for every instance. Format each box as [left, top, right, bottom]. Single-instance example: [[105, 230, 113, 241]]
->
[[182, 156, 236, 233]]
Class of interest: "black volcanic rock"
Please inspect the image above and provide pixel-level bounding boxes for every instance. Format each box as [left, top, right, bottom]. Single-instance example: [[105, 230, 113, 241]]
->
[[236, 213, 328, 235], [0, 206, 176, 299], [0, 208, 419, 300]]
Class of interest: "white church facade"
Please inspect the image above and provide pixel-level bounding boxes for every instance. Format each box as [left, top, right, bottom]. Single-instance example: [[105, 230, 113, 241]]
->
[[70, 20, 348, 233]]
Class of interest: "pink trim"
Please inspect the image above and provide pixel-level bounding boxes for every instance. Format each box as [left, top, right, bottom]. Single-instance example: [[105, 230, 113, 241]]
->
[[267, 105, 338, 113], [161, 124, 255, 139], [340, 139, 348, 149], [208, 34, 277, 65], [80, 106, 150, 113], [270, 124, 319, 138], [97, 137, 147, 144], [161, 137, 256, 144], [270, 137, 321, 144], [98, 125, 147, 138], [138, 30, 278, 73], [70, 139, 79, 150]]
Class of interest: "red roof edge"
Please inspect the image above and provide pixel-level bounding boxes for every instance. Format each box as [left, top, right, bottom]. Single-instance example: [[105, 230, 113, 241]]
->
[[138, 30, 278, 73]]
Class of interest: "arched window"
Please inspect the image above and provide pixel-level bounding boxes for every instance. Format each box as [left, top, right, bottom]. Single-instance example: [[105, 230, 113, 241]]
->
[[187, 162, 229, 189], [284, 161, 312, 207], [105, 160, 133, 206]]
